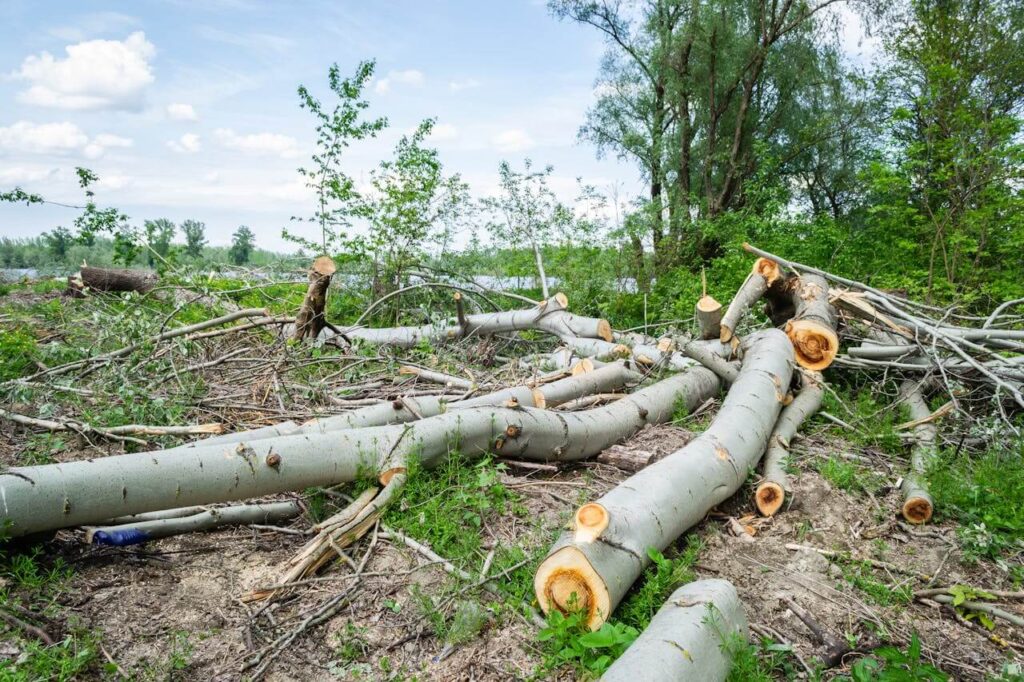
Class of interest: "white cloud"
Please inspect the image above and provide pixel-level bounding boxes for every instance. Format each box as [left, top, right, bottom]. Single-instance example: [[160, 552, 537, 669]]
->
[[167, 103, 198, 121], [449, 78, 480, 92], [374, 69, 425, 94], [167, 133, 202, 153], [0, 121, 132, 159], [492, 129, 535, 153], [0, 166, 60, 185], [214, 128, 299, 158], [12, 31, 156, 111], [96, 174, 132, 191], [430, 123, 459, 141]]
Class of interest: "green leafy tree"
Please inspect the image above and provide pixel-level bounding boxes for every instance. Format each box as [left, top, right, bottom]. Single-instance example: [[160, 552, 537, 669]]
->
[[229, 225, 256, 265], [287, 60, 389, 253], [143, 218, 176, 267], [71, 168, 140, 265], [481, 159, 571, 299], [42, 227, 74, 260], [181, 220, 207, 259], [354, 119, 469, 301], [869, 0, 1024, 304]]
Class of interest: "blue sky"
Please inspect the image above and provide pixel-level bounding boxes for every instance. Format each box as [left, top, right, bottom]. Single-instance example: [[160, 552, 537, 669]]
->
[[0, 1, 645, 250], [0, 1, 875, 251]]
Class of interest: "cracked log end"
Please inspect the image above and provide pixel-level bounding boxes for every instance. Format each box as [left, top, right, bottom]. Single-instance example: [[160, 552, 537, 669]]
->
[[902, 496, 933, 524], [312, 255, 338, 276], [534, 546, 611, 630], [754, 257, 782, 285], [755, 481, 785, 517], [573, 503, 609, 543], [785, 319, 839, 370], [597, 319, 614, 343], [656, 336, 674, 353], [571, 358, 595, 376]]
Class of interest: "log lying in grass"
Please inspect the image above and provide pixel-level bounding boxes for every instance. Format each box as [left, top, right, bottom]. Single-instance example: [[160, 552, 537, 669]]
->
[[328, 293, 613, 348], [85, 501, 301, 546], [898, 378, 937, 524], [292, 256, 336, 341], [602, 579, 747, 682], [719, 258, 784, 342], [0, 365, 719, 538], [67, 266, 158, 297], [755, 370, 824, 516], [534, 329, 793, 629], [398, 365, 476, 392]]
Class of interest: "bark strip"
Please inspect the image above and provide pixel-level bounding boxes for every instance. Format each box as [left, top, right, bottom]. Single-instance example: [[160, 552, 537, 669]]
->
[[534, 329, 794, 629], [602, 579, 747, 682], [719, 258, 782, 342]]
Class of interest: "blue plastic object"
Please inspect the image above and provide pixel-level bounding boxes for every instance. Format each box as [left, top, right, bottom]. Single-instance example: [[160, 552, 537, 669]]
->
[[90, 528, 151, 546]]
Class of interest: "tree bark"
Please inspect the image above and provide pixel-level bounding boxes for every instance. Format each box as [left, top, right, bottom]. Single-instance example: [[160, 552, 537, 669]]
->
[[67, 266, 158, 297], [602, 579, 747, 682], [776, 274, 839, 371], [0, 366, 719, 537], [85, 501, 301, 546], [719, 258, 783, 341], [327, 293, 612, 348], [899, 379, 936, 524], [292, 256, 336, 341], [534, 329, 793, 629], [755, 370, 824, 516]]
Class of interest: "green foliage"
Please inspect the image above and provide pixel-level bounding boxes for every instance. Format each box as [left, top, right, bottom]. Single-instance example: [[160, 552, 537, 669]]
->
[[180, 219, 207, 259], [840, 634, 947, 681], [616, 539, 702, 630], [0, 633, 98, 681], [0, 327, 37, 380], [143, 218, 176, 269], [537, 594, 639, 678], [928, 441, 1024, 562], [229, 225, 256, 265], [724, 633, 805, 682], [840, 561, 912, 607], [817, 457, 884, 497], [71, 168, 141, 265], [289, 60, 388, 253]]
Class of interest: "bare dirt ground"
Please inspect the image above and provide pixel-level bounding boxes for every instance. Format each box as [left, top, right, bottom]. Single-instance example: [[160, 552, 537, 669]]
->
[[4, 419, 1021, 681]]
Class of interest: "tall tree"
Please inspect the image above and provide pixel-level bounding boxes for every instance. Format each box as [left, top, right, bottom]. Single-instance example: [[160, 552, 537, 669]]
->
[[229, 226, 256, 266], [353, 119, 469, 301], [143, 219, 175, 267], [287, 61, 389, 254], [875, 0, 1024, 301], [181, 220, 207, 259], [482, 159, 571, 299], [553, 0, 856, 269]]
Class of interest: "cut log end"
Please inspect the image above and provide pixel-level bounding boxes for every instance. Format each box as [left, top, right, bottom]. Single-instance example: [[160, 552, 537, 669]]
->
[[573, 503, 609, 543], [312, 255, 337, 276], [785, 319, 839, 370], [534, 546, 610, 630], [379, 467, 406, 486], [656, 336, 674, 353], [531, 389, 547, 410], [901, 496, 934, 524], [755, 481, 785, 517], [597, 319, 614, 343], [571, 358, 595, 376], [719, 324, 734, 343], [754, 257, 782, 285]]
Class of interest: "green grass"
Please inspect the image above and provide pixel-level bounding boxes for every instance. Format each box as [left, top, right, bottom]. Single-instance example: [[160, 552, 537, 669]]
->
[[724, 632, 808, 681], [0, 327, 37, 380], [817, 456, 884, 496], [929, 441, 1024, 563], [616, 538, 703, 629], [840, 560, 912, 607]]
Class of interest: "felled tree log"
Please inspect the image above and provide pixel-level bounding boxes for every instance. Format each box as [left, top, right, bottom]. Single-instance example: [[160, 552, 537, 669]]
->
[[773, 274, 839, 371], [330, 293, 613, 348], [292, 256, 336, 341], [0, 366, 719, 538], [755, 370, 824, 516], [534, 329, 794, 629], [899, 379, 937, 524], [602, 579, 747, 682], [719, 258, 784, 342], [67, 266, 158, 297], [85, 500, 301, 546]]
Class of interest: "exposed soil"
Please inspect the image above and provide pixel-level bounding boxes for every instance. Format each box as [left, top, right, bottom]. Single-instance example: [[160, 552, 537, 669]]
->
[[4, 420, 1021, 681]]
